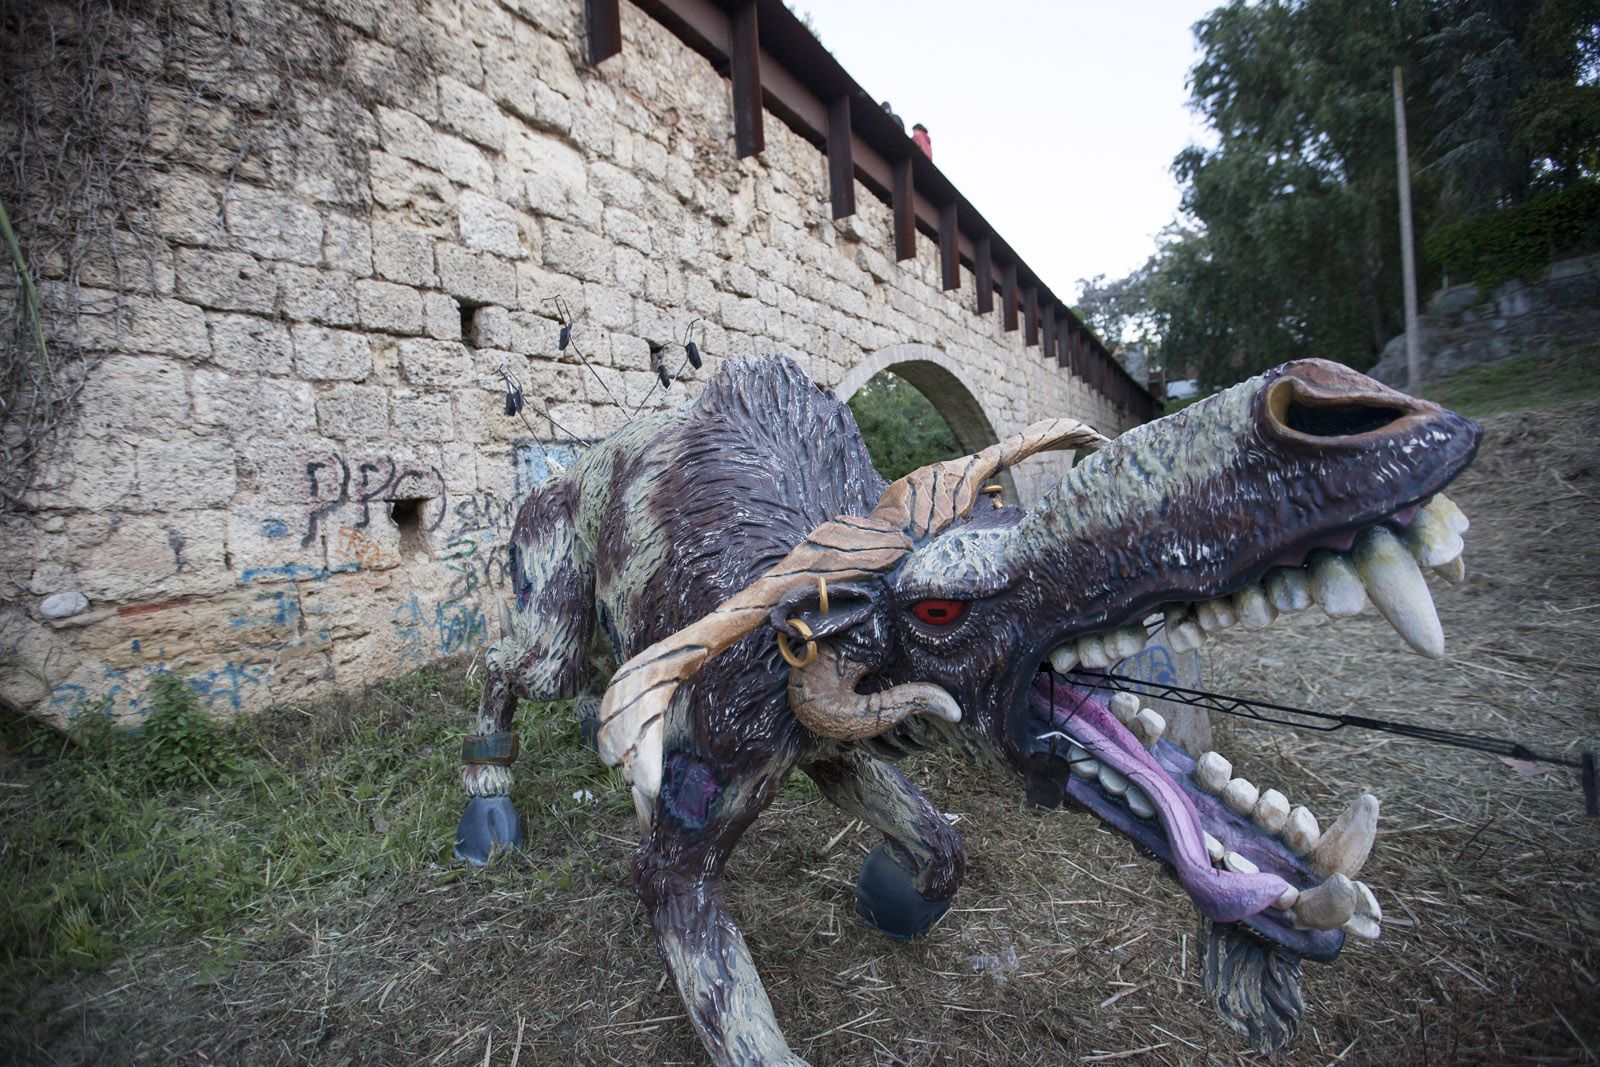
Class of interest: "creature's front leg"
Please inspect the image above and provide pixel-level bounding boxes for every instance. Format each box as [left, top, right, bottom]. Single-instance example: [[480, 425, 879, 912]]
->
[[636, 766, 808, 1067], [455, 641, 526, 864], [805, 752, 966, 940]]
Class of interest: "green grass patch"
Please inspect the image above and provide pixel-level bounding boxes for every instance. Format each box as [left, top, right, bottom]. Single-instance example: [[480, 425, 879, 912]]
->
[[0, 663, 619, 1052], [1419, 347, 1600, 418]]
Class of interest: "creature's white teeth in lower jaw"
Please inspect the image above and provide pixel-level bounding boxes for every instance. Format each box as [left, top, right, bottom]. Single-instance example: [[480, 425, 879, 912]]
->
[[1204, 831, 1226, 863], [1108, 692, 1139, 725], [1343, 880, 1383, 939], [1309, 549, 1369, 617], [1353, 527, 1445, 658], [1282, 805, 1321, 856], [1223, 777, 1260, 816], [1194, 751, 1232, 794], [1126, 785, 1156, 819], [1253, 788, 1290, 833]]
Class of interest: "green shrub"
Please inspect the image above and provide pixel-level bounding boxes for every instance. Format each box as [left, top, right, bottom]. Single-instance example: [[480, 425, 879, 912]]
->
[[1425, 182, 1600, 290], [135, 672, 238, 790]]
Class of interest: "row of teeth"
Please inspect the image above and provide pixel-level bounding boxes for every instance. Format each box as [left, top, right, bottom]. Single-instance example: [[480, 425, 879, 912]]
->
[[1048, 494, 1469, 671], [1069, 693, 1383, 939]]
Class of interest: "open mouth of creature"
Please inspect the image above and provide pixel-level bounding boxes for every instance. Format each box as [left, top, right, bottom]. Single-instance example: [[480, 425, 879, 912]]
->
[[1018, 492, 1469, 963]]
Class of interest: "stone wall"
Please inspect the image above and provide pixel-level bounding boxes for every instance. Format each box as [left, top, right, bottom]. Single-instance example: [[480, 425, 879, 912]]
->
[[0, 0, 1135, 726], [1370, 253, 1600, 386]]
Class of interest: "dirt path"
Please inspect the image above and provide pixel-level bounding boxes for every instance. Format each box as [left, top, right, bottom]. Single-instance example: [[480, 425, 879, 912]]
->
[[30, 402, 1600, 1066]]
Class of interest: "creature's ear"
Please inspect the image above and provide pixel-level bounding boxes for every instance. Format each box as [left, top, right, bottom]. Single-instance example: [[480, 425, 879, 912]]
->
[[768, 580, 879, 643]]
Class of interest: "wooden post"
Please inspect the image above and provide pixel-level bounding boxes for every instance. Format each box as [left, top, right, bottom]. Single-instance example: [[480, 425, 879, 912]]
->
[[1041, 304, 1056, 359], [938, 203, 960, 290], [1393, 66, 1421, 392], [826, 96, 855, 219], [1023, 286, 1039, 346], [975, 236, 994, 314], [731, 3, 763, 158], [585, 0, 622, 64], [1002, 262, 1018, 332], [893, 157, 915, 261]]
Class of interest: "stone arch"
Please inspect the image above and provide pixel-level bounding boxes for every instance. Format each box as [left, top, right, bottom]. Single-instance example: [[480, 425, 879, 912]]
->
[[834, 343, 1019, 501]]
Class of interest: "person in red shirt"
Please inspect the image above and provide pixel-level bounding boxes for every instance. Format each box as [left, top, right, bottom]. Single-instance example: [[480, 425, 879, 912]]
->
[[912, 123, 932, 160]]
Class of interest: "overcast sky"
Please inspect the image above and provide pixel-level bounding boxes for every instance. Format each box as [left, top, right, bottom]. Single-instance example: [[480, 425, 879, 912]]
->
[[794, 0, 1220, 302]]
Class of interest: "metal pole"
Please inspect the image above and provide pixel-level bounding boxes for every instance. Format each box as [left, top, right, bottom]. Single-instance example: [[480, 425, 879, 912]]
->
[[1393, 66, 1422, 392]]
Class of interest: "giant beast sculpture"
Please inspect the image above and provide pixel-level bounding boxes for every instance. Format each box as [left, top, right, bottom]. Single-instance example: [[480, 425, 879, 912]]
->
[[454, 355, 1480, 1065]]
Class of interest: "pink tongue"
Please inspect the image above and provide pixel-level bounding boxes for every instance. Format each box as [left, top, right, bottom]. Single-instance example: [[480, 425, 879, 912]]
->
[[1059, 695, 1290, 923]]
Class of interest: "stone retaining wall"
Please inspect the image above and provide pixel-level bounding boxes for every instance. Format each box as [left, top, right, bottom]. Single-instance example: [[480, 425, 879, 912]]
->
[[0, 0, 1134, 725]]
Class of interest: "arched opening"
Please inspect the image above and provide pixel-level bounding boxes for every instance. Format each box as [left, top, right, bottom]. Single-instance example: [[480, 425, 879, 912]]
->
[[836, 345, 1018, 500]]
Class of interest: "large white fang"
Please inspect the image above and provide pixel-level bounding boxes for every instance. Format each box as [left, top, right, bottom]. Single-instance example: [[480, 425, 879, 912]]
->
[[1405, 505, 1465, 567], [1265, 567, 1312, 613], [1343, 879, 1383, 940], [1353, 527, 1445, 658], [1292, 873, 1358, 931], [1431, 494, 1469, 534], [1309, 550, 1368, 617], [1308, 793, 1380, 879], [1194, 751, 1231, 794], [1234, 584, 1277, 630]]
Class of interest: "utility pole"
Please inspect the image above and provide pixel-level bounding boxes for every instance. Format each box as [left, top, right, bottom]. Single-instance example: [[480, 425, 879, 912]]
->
[[1393, 66, 1422, 392]]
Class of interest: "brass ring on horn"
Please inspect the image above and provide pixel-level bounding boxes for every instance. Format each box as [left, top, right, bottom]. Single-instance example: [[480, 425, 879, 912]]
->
[[817, 576, 830, 616], [981, 483, 1004, 509], [777, 618, 817, 669]]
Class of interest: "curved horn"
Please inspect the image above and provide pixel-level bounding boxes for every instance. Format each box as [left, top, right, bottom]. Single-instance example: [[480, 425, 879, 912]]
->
[[788, 644, 961, 740]]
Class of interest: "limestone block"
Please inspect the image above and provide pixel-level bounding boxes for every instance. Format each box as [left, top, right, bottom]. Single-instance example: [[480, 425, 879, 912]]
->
[[540, 222, 614, 284], [372, 223, 436, 287], [74, 355, 190, 439], [227, 495, 327, 578], [441, 75, 502, 151], [73, 510, 231, 604], [378, 106, 441, 169], [369, 151, 454, 223], [423, 292, 462, 339], [62, 230, 176, 297], [719, 294, 764, 334], [148, 169, 225, 246], [355, 279, 424, 335], [324, 213, 374, 277], [224, 185, 324, 266], [193, 368, 316, 436], [136, 434, 237, 510], [602, 207, 652, 254], [278, 264, 358, 326], [581, 283, 633, 330], [437, 131, 495, 193], [438, 442, 481, 494], [208, 312, 293, 375], [293, 324, 374, 381], [398, 338, 475, 387], [569, 106, 613, 158], [435, 244, 517, 306], [458, 190, 524, 258], [515, 260, 583, 312], [392, 390, 455, 441], [471, 307, 551, 354], [316, 384, 391, 440], [74, 292, 211, 361], [50, 434, 138, 511]]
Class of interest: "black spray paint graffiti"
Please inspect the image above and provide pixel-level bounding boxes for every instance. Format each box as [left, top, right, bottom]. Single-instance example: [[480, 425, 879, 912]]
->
[[301, 451, 447, 547]]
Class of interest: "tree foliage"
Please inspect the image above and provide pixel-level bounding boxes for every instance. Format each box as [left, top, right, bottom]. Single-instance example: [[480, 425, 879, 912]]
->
[[846, 374, 961, 481], [1079, 0, 1600, 391]]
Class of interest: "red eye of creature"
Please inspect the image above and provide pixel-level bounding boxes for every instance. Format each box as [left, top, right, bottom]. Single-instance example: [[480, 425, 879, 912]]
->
[[910, 599, 967, 626]]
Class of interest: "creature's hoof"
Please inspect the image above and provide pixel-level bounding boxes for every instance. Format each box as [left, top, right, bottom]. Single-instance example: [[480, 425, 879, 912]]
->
[[454, 795, 523, 865], [856, 842, 952, 941]]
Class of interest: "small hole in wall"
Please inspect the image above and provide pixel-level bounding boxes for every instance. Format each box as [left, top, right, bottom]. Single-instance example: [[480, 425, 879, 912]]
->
[[390, 498, 430, 558], [459, 301, 482, 345]]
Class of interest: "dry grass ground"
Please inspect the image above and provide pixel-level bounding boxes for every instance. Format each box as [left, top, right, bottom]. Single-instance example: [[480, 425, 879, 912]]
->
[[5, 399, 1598, 1066]]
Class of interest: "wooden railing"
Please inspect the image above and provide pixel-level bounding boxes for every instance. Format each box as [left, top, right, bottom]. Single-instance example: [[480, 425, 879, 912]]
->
[[586, 0, 1159, 422]]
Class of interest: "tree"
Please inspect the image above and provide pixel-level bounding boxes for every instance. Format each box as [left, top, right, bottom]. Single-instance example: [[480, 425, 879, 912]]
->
[[845, 375, 960, 481]]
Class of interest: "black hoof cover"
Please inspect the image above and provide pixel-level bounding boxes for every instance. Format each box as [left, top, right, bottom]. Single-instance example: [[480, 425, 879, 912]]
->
[[454, 795, 523, 865], [856, 842, 952, 940]]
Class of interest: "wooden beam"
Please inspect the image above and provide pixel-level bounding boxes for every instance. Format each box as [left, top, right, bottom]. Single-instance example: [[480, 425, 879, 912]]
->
[[1041, 305, 1056, 360], [730, 3, 763, 157], [1002, 261, 1018, 332], [586, 0, 622, 64], [1024, 285, 1039, 346], [826, 96, 854, 219], [975, 235, 993, 314], [893, 156, 915, 261], [1055, 315, 1070, 368], [938, 202, 960, 290]]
